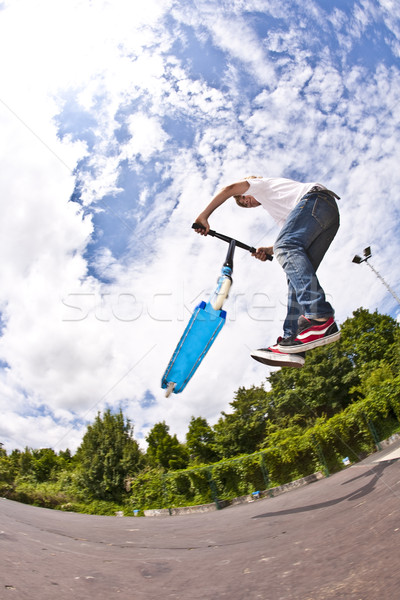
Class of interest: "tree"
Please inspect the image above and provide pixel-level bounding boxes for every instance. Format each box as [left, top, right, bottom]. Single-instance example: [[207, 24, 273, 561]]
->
[[267, 342, 358, 425], [76, 409, 143, 502], [30, 448, 60, 482], [340, 308, 399, 367], [213, 386, 269, 458], [10, 448, 33, 478], [146, 422, 189, 470], [0, 445, 14, 495], [186, 417, 219, 464], [263, 308, 400, 428]]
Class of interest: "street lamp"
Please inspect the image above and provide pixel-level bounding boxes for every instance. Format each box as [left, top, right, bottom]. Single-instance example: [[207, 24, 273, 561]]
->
[[352, 246, 371, 264], [352, 247, 400, 305]]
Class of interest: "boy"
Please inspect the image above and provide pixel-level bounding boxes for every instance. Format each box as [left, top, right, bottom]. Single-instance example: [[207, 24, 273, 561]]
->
[[194, 176, 340, 368]]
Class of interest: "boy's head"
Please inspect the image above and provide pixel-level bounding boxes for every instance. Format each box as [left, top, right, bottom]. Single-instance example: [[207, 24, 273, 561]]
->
[[234, 195, 261, 208]]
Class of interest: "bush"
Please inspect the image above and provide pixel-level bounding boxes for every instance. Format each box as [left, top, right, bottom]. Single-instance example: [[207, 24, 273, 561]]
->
[[60, 500, 125, 516], [11, 478, 71, 509], [129, 468, 165, 511]]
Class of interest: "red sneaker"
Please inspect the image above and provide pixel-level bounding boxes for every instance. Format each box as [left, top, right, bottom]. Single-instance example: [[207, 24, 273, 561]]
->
[[278, 316, 340, 353]]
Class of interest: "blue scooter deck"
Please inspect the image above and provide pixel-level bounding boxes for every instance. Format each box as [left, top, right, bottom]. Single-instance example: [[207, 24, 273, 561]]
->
[[161, 301, 226, 395]]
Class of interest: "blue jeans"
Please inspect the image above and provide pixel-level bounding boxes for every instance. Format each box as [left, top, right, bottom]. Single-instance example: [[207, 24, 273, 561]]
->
[[273, 190, 340, 338]]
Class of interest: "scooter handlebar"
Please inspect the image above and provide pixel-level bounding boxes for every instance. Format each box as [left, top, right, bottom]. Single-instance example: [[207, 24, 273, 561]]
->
[[192, 223, 273, 260]]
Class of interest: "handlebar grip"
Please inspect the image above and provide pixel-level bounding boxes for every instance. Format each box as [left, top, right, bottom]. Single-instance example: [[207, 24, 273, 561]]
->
[[192, 222, 218, 238]]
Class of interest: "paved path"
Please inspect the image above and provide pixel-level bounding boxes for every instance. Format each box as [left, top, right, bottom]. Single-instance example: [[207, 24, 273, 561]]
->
[[1, 443, 399, 600]]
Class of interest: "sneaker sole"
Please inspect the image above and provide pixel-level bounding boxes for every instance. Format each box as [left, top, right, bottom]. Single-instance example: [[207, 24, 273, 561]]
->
[[278, 330, 341, 353], [251, 351, 305, 368]]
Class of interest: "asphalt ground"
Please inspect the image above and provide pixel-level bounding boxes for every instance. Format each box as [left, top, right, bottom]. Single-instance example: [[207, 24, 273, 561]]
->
[[1, 442, 399, 600]]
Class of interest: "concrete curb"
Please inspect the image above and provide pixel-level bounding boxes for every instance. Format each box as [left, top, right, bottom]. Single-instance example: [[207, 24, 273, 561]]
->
[[378, 432, 400, 449]]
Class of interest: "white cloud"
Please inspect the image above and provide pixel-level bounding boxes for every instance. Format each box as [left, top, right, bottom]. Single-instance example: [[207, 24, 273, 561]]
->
[[123, 113, 170, 161]]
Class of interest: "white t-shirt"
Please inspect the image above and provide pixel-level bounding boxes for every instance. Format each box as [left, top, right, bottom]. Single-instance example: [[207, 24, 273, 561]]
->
[[245, 177, 327, 227]]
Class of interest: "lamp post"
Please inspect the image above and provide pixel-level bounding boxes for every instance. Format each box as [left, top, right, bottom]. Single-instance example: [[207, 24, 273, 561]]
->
[[352, 247, 400, 305]]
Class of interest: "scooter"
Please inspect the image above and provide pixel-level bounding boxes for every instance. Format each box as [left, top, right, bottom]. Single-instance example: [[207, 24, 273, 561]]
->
[[161, 224, 272, 397]]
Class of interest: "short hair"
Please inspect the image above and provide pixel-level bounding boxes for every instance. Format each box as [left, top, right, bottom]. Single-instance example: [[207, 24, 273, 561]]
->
[[234, 177, 262, 207], [234, 195, 246, 207]]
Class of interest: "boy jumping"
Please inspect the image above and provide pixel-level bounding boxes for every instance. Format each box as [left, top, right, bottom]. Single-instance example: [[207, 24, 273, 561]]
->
[[194, 176, 340, 369]]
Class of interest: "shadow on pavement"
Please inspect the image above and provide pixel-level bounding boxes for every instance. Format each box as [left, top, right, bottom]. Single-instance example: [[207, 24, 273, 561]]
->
[[253, 459, 396, 519]]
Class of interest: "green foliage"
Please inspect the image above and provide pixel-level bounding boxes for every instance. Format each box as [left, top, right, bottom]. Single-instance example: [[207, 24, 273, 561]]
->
[[5, 447, 75, 482], [145, 421, 189, 470], [60, 500, 125, 516], [186, 417, 220, 464], [10, 478, 71, 509], [30, 448, 63, 482], [211, 458, 259, 498], [0, 445, 76, 498], [261, 426, 318, 483], [340, 307, 399, 367], [266, 343, 358, 426], [129, 468, 166, 510], [213, 386, 269, 457], [76, 409, 144, 502], [0, 449, 15, 496], [164, 468, 214, 508]]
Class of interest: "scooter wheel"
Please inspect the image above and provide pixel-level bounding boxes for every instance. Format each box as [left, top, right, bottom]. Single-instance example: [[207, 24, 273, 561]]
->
[[165, 382, 175, 397]]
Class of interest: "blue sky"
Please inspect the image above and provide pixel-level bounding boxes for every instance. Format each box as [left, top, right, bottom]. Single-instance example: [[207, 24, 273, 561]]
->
[[0, 0, 400, 452]]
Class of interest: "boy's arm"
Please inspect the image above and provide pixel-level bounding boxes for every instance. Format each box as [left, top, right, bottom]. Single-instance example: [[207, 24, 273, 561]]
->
[[194, 180, 250, 234]]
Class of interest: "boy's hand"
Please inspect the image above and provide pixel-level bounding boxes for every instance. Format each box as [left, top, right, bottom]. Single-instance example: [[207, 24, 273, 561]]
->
[[252, 246, 273, 261], [194, 215, 210, 235]]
